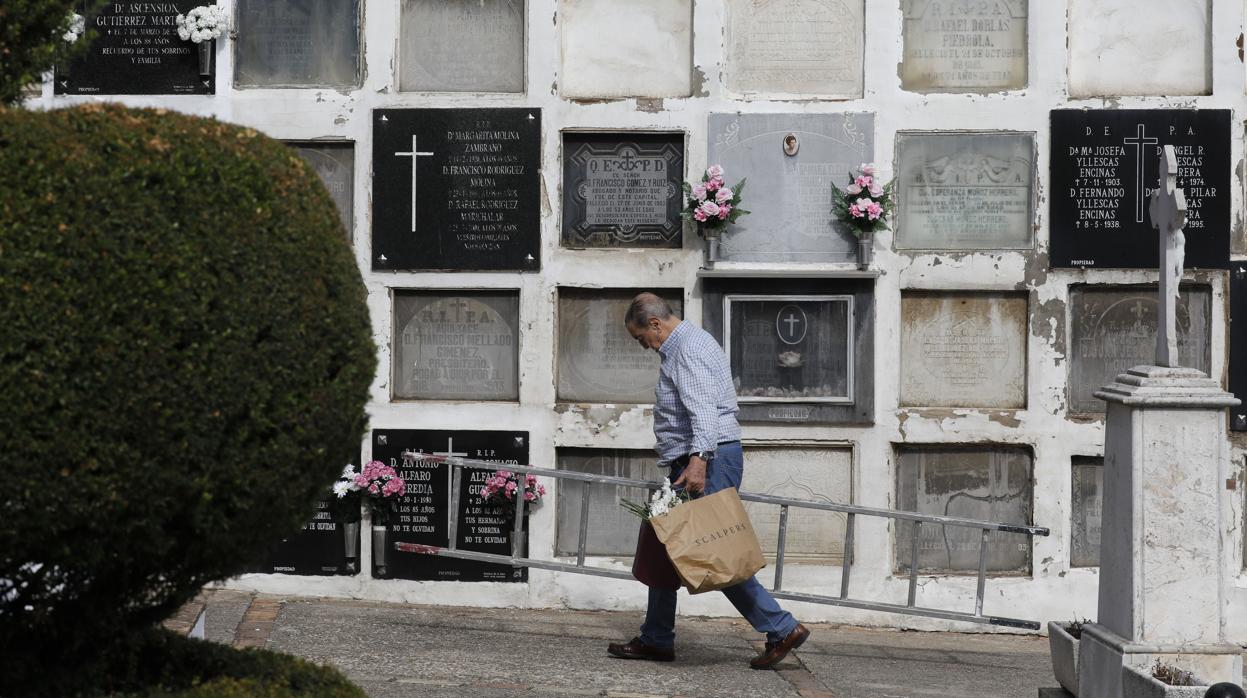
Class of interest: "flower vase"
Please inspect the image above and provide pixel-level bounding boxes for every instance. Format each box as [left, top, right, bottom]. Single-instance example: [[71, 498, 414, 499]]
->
[[342, 521, 360, 573], [197, 40, 213, 76], [371, 525, 389, 578], [700, 224, 721, 268], [856, 233, 874, 270]]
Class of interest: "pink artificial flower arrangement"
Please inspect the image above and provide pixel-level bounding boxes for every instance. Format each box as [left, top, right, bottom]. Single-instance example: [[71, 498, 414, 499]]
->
[[350, 459, 407, 525], [480, 470, 546, 510], [681, 164, 749, 237], [831, 163, 893, 237]]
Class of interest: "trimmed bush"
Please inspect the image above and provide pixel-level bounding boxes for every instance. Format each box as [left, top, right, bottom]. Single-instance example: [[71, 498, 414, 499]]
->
[[0, 104, 376, 685]]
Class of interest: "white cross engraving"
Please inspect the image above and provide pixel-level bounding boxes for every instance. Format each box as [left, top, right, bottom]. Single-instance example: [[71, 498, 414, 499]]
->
[[434, 438, 468, 532], [783, 314, 801, 336], [1123, 124, 1159, 223], [395, 135, 435, 233], [1149, 144, 1188, 368]]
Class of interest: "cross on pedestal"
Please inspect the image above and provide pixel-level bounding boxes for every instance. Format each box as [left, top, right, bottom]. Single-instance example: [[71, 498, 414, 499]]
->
[[1123, 124, 1159, 223], [395, 135, 435, 233], [434, 438, 468, 531], [1149, 144, 1188, 368]]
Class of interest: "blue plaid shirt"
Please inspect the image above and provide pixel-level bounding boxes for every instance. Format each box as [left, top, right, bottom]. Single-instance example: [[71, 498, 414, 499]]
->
[[653, 321, 742, 463]]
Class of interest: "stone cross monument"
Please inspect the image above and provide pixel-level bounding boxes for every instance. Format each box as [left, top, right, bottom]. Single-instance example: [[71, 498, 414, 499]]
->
[[1149, 145, 1187, 367], [1078, 145, 1242, 697]]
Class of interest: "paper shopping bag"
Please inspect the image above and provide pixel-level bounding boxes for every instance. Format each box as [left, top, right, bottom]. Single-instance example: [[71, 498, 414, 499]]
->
[[648, 488, 765, 595], [631, 521, 681, 591]]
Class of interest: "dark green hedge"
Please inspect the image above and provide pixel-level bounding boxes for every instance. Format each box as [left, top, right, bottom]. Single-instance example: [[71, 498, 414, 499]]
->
[[0, 104, 376, 683]]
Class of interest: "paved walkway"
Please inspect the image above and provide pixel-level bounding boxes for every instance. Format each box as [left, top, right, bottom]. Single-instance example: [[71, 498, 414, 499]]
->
[[197, 589, 1056, 697]]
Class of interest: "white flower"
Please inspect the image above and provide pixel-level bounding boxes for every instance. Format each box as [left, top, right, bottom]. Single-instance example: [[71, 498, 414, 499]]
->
[[177, 27, 191, 40], [332, 481, 352, 498], [341, 463, 357, 477]]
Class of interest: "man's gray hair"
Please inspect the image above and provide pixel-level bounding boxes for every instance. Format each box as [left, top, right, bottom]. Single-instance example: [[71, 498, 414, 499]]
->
[[625, 292, 675, 327]]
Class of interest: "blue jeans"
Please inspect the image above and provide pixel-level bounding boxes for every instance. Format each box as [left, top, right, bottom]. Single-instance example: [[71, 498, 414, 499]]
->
[[640, 442, 799, 648]]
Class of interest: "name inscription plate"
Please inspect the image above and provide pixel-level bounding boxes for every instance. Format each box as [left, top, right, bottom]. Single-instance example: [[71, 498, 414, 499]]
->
[[900, 0, 1027, 92], [393, 291, 520, 401], [561, 133, 684, 248]]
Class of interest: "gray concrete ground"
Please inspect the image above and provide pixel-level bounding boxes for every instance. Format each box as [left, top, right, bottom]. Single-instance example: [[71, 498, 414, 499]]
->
[[200, 589, 1057, 697]]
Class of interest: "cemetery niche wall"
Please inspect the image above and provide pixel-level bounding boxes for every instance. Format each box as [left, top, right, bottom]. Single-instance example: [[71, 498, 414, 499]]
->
[[400, 0, 525, 93], [702, 277, 874, 424], [1071, 456, 1103, 568], [555, 449, 654, 556], [1049, 109, 1229, 269], [234, 0, 361, 87], [708, 113, 874, 264], [288, 142, 354, 236], [894, 446, 1034, 575], [740, 445, 852, 566], [894, 131, 1035, 251], [723, 0, 865, 99], [561, 133, 685, 249], [55, 1, 213, 95], [372, 429, 529, 582], [1067, 284, 1212, 414], [372, 108, 542, 271], [899, 0, 1027, 93], [392, 290, 521, 401], [900, 292, 1027, 408], [557, 288, 683, 403]]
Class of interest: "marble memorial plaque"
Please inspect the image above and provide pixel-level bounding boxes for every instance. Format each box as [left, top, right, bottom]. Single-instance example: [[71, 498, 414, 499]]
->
[[740, 446, 851, 564], [900, 0, 1027, 92], [392, 291, 520, 401], [557, 289, 682, 403], [1068, 0, 1210, 97], [895, 132, 1034, 250], [55, 1, 212, 95], [372, 430, 529, 582], [725, 295, 853, 403], [1230, 267, 1247, 431], [400, 0, 524, 93], [895, 447, 1032, 574], [372, 108, 541, 271], [289, 142, 354, 235], [247, 496, 359, 576], [708, 113, 874, 263], [1049, 109, 1230, 269], [1068, 285, 1211, 414], [556, 449, 653, 556], [900, 292, 1027, 408], [724, 0, 864, 98], [559, 0, 692, 98], [234, 0, 361, 87], [1071, 457, 1103, 568], [561, 133, 684, 249]]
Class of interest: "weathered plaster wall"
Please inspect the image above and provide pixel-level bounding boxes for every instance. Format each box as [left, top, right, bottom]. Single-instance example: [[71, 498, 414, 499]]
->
[[32, 0, 1247, 635]]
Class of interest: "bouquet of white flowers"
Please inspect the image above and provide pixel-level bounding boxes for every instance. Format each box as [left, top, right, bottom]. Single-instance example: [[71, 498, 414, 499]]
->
[[620, 478, 691, 520], [176, 5, 229, 43], [62, 13, 85, 43]]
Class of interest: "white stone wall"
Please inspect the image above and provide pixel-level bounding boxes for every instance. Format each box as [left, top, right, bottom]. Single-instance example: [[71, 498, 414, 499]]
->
[[31, 0, 1247, 635]]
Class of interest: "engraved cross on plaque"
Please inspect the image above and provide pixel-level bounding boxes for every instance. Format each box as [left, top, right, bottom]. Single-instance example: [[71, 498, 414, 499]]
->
[[1149, 144, 1188, 368], [1123, 124, 1159, 223], [434, 438, 469, 533], [395, 135, 435, 233]]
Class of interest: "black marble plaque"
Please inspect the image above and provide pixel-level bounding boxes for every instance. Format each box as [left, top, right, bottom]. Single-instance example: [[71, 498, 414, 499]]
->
[[246, 496, 360, 576], [1049, 109, 1230, 269], [371, 429, 529, 582], [561, 133, 684, 249], [1231, 266, 1247, 431], [372, 108, 541, 271], [55, 1, 213, 95]]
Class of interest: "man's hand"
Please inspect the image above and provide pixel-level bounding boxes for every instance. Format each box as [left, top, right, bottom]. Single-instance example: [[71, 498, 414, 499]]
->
[[674, 456, 708, 495]]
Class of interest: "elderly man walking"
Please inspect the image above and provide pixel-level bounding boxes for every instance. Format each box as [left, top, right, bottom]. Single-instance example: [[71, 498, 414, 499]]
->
[[606, 292, 810, 669]]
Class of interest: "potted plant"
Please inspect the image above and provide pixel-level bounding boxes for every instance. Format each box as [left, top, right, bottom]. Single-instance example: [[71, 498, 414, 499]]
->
[[831, 163, 893, 270], [1121, 661, 1210, 697], [1047, 618, 1087, 695], [343, 460, 407, 577], [681, 164, 748, 268], [175, 4, 229, 76]]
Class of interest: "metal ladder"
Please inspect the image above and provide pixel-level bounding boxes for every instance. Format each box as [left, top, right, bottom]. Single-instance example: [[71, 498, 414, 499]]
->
[[393, 451, 1051, 630]]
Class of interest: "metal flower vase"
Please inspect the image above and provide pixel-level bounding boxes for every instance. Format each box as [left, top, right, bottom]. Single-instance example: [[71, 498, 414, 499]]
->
[[371, 525, 389, 577], [342, 521, 360, 573], [700, 223, 721, 268], [856, 232, 874, 270], [197, 40, 213, 76]]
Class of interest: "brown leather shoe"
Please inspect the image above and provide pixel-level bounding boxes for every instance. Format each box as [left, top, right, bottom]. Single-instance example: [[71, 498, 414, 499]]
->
[[750, 624, 809, 669], [607, 636, 675, 662]]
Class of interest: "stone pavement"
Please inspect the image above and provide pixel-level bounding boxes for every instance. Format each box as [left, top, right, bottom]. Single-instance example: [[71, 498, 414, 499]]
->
[[198, 589, 1056, 697]]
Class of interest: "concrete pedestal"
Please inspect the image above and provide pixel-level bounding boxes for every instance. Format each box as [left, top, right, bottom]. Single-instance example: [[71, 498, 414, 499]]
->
[[1079, 366, 1241, 698]]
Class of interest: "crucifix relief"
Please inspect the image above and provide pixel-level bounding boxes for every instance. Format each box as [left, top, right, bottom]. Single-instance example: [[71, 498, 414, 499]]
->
[[395, 135, 435, 233], [1123, 124, 1158, 224], [1149, 144, 1188, 368]]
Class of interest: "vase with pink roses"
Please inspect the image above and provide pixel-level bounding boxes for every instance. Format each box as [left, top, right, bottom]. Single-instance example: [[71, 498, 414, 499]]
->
[[681, 165, 749, 266], [831, 163, 893, 269]]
